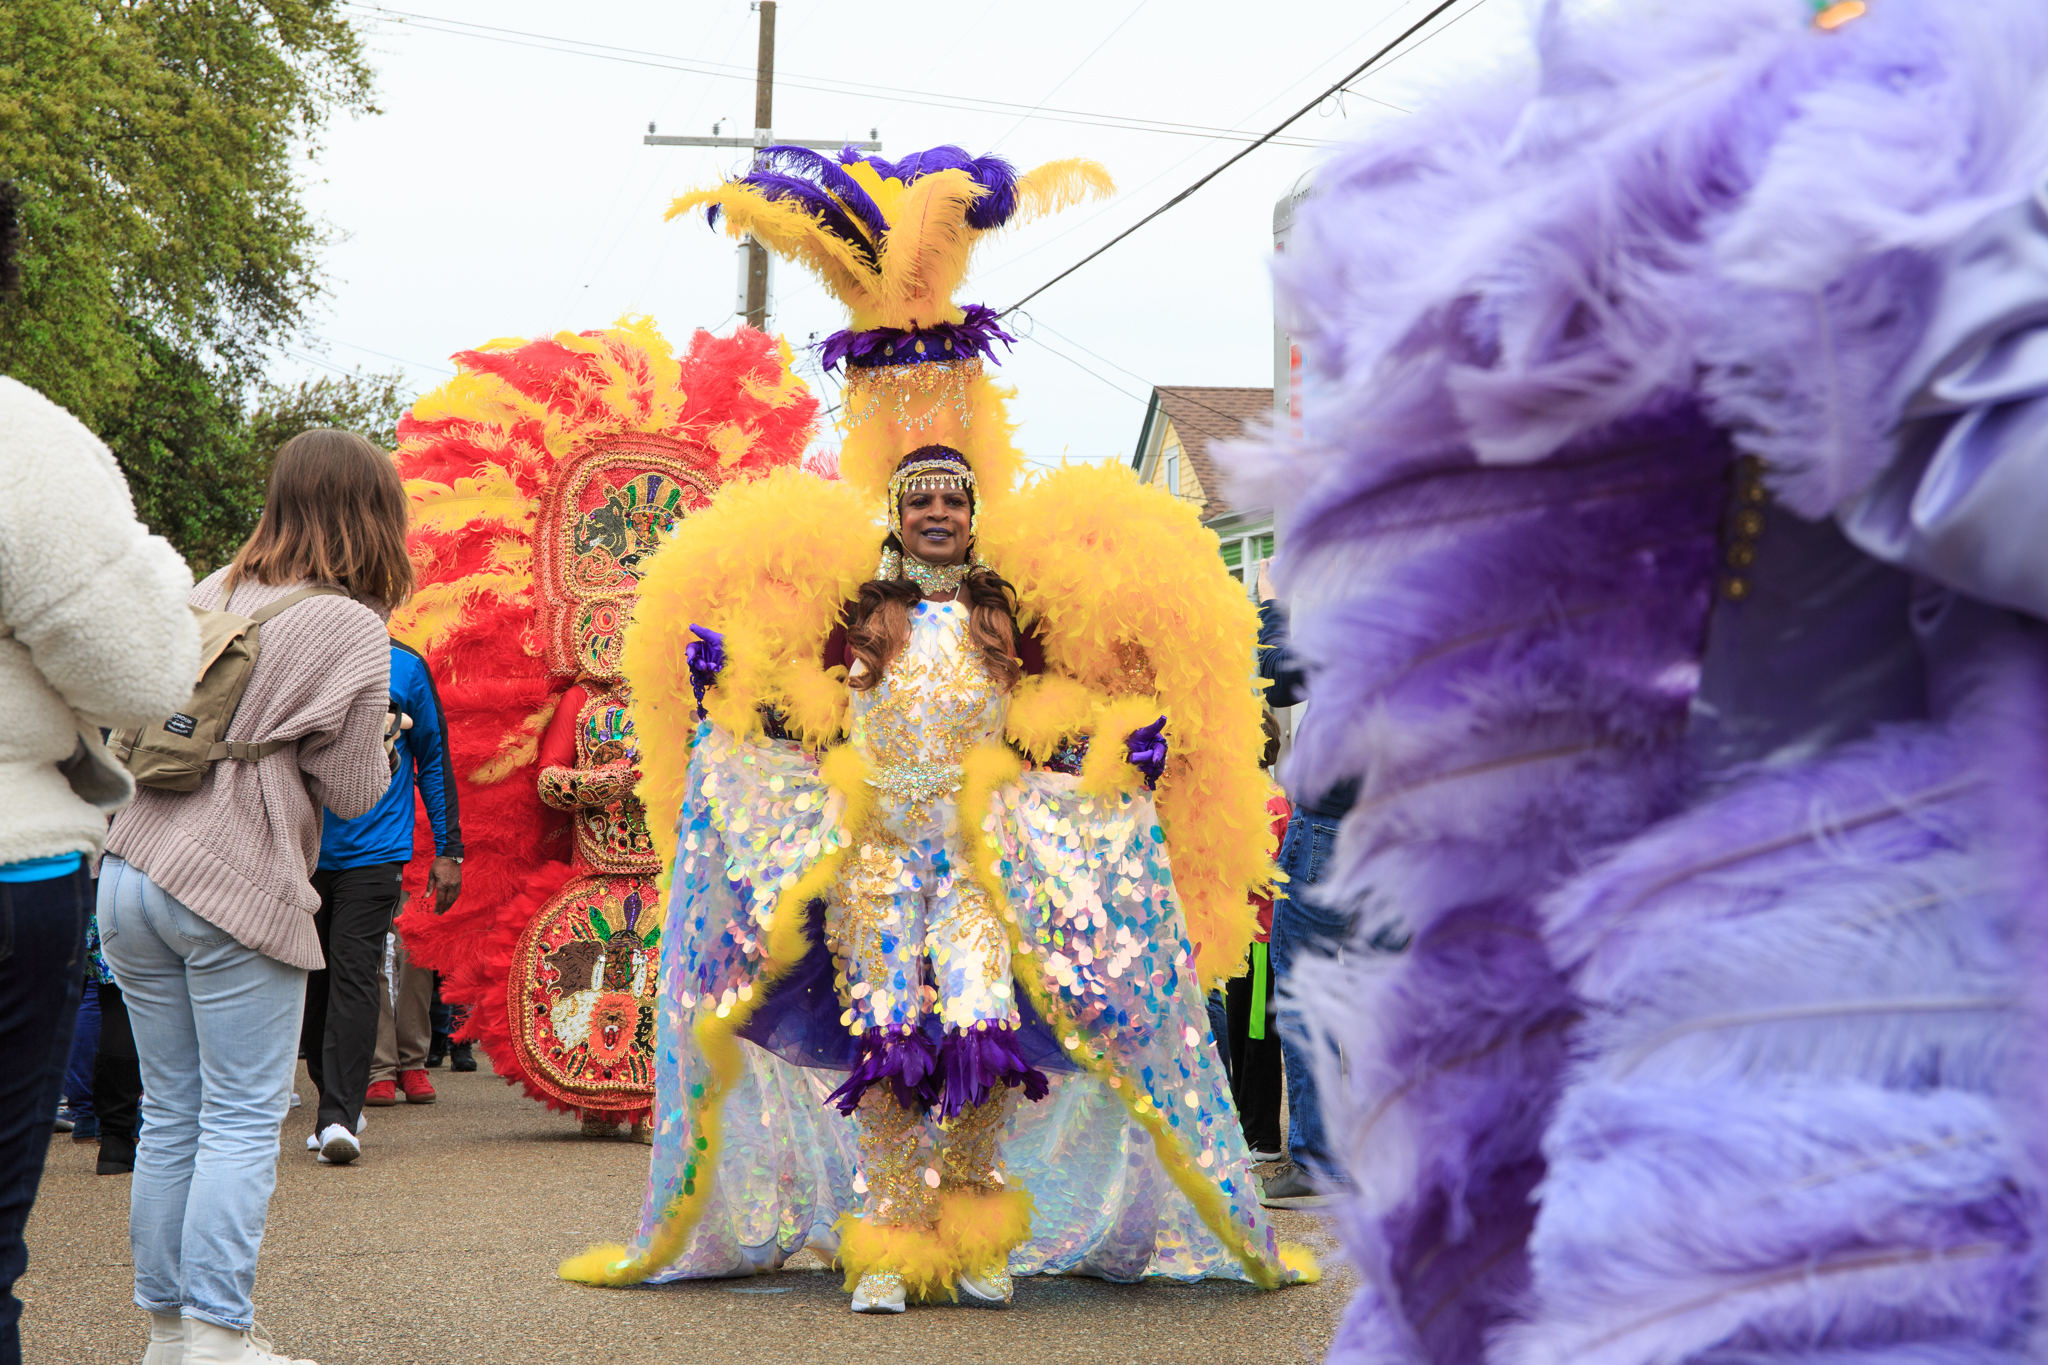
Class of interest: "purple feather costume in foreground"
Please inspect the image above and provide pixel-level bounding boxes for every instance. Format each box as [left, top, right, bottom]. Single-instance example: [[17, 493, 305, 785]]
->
[[1225, 1, 2048, 1360]]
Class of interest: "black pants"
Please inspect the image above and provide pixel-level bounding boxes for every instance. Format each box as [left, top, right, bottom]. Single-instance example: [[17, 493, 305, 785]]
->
[[1224, 958, 1284, 1154], [0, 869, 89, 1365], [93, 981, 142, 1167], [302, 863, 402, 1135]]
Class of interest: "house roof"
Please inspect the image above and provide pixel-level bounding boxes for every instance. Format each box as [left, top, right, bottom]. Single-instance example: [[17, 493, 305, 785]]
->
[[1151, 386, 1271, 520]]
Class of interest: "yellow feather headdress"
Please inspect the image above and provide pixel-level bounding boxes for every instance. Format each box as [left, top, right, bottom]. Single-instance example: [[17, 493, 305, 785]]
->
[[668, 144, 1111, 501]]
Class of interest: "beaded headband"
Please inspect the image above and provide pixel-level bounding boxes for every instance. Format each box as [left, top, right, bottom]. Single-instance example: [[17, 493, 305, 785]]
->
[[878, 446, 980, 582]]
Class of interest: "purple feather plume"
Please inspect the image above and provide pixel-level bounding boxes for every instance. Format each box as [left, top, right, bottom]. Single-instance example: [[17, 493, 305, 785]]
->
[[1218, 4, 2048, 1357], [937, 1026, 1049, 1120], [685, 623, 724, 719], [827, 1028, 941, 1117], [1123, 716, 1167, 790], [825, 1023, 1049, 1119], [842, 144, 1020, 229]]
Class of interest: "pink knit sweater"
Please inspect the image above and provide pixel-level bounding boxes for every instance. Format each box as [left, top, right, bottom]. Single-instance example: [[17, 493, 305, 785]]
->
[[106, 571, 392, 968]]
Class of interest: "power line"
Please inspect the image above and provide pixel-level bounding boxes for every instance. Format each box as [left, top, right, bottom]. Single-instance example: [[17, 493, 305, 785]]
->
[[987, 0, 1152, 153], [315, 335, 455, 376], [999, 0, 1471, 317], [1016, 313, 1269, 432], [339, 3, 1324, 149]]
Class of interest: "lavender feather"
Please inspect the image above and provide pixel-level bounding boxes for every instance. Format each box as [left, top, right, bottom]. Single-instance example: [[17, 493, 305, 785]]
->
[[1215, 4, 2048, 1358]]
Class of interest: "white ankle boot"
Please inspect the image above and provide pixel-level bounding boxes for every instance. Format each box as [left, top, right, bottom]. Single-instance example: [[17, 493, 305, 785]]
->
[[182, 1319, 316, 1365], [142, 1311, 183, 1364]]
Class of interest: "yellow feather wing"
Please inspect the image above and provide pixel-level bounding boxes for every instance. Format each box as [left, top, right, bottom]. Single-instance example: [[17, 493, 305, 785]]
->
[[979, 462, 1271, 992], [620, 469, 881, 881]]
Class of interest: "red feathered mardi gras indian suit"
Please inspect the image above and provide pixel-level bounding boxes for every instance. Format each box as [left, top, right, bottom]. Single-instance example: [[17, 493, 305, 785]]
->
[[390, 320, 819, 1131]]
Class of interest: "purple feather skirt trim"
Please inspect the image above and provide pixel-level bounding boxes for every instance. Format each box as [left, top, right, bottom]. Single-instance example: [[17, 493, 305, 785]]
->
[[826, 1025, 1052, 1119], [937, 1025, 1051, 1121], [826, 1029, 941, 1117], [746, 901, 1066, 1118]]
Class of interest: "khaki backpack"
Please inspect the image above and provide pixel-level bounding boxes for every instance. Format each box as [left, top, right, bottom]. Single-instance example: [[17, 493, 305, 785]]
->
[[109, 586, 347, 792]]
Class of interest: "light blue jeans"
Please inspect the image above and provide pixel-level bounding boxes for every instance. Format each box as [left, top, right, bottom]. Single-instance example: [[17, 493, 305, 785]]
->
[[97, 858, 306, 1332]]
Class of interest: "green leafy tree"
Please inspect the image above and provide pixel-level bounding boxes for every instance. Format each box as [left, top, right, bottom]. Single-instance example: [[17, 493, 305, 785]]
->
[[102, 348, 409, 577], [0, 0, 381, 566]]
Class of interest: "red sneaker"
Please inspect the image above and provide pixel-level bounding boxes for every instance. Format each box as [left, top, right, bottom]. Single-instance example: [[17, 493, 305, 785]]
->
[[398, 1070, 438, 1104], [363, 1080, 398, 1107]]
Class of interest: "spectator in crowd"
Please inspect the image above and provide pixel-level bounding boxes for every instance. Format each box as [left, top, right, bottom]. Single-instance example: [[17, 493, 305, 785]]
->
[[100, 429, 409, 1365], [91, 962, 145, 1177], [333, 638, 462, 1111], [1227, 790, 1290, 1162], [0, 376, 200, 1365], [1255, 560, 1366, 1209], [56, 942, 104, 1141]]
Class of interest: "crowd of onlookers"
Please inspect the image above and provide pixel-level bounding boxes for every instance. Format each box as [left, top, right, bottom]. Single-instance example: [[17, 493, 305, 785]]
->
[[2, 376, 461, 1365]]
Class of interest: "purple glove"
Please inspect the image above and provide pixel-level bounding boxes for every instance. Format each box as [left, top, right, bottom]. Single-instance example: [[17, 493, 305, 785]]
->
[[685, 624, 725, 719], [1124, 716, 1168, 790]]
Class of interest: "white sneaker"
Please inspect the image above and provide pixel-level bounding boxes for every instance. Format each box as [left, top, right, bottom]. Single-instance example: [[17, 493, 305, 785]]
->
[[143, 1310, 184, 1365], [304, 1111, 366, 1151], [288, 1092, 301, 1108], [849, 1270, 906, 1314], [314, 1123, 359, 1166], [182, 1318, 316, 1364], [958, 1266, 1013, 1308]]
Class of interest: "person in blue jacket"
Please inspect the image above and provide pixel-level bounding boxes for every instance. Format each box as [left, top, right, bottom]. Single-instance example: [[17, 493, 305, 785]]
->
[[299, 639, 463, 1164]]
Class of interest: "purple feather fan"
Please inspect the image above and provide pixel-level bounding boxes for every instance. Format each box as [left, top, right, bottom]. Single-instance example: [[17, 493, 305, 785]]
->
[[1219, 1, 2048, 1361], [1509, 723, 2031, 1364]]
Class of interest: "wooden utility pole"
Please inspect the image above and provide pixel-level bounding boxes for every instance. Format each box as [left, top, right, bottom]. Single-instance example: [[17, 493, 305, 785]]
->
[[643, 1, 881, 332], [742, 2, 775, 329]]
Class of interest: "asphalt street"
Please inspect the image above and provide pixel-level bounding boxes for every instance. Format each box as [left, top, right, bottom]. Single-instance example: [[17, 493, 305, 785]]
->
[[22, 1057, 1350, 1365]]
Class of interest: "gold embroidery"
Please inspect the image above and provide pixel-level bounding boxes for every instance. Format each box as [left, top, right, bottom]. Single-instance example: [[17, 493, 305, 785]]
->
[[828, 835, 913, 1034], [854, 642, 1004, 825], [855, 1089, 937, 1229], [938, 1092, 1009, 1195], [930, 876, 1009, 1018]]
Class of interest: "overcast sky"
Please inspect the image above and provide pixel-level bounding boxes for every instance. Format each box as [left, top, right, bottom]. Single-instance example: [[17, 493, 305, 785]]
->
[[287, 0, 1533, 465]]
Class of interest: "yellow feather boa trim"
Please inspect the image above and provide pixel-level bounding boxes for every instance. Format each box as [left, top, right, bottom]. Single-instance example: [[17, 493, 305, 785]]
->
[[558, 744, 875, 1287], [833, 1188, 1034, 1301], [955, 742, 1318, 1290]]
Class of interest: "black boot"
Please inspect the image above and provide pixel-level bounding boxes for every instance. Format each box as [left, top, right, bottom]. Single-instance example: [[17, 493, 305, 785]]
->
[[450, 1041, 477, 1073], [93, 1052, 141, 1175]]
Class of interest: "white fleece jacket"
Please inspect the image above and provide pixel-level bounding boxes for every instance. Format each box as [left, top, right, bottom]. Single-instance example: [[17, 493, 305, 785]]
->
[[0, 375, 202, 865]]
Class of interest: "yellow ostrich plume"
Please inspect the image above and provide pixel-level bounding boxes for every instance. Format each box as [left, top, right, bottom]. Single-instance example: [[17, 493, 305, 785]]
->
[[667, 146, 1111, 333]]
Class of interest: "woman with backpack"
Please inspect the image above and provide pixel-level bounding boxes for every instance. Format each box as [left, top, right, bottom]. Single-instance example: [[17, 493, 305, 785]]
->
[[100, 431, 410, 1365]]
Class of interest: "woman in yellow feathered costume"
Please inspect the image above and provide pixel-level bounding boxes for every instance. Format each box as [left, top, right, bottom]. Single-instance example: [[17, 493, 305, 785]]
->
[[561, 144, 1314, 1311]]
